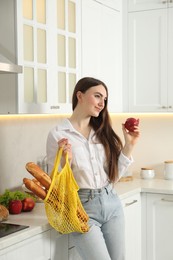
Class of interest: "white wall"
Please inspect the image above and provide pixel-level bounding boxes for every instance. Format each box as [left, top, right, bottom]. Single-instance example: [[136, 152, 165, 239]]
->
[[0, 113, 173, 193]]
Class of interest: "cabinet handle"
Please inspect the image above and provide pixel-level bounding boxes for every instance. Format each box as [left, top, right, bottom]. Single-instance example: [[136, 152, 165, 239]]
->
[[125, 199, 137, 207], [160, 106, 172, 109], [161, 198, 173, 202], [50, 105, 60, 109], [169, 0, 173, 3], [162, 0, 167, 3]]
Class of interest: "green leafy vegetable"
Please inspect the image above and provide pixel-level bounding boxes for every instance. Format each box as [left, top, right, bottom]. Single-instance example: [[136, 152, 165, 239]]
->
[[0, 190, 36, 208]]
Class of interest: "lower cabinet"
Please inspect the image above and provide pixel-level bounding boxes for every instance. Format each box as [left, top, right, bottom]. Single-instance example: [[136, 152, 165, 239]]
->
[[121, 193, 141, 260], [50, 229, 68, 260], [51, 229, 82, 260], [0, 230, 51, 260], [68, 246, 82, 260], [68, 192, 142, 260], [145, 193, 173, 260]]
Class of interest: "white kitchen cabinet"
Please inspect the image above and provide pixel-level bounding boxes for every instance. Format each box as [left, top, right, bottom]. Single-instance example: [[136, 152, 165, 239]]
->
[[121, 193, 141, 260], [128, 0, 173, 12], [94, 0, 121, 10], [0, 230, 51, 260], [16, 0, 122, 114], [0, 0, 18, 114], [68, 192, 141, 260], [81, 0, 122, 112], [51, 229, 82, 259], [127, 1, 173, 112], [50, 229, 69, 260], [167, 6, 173, 109], [145, 193, 173, 260], [68, 246, 82, 260], [68, 234, 82, 260], [16, 0, 81, 114]]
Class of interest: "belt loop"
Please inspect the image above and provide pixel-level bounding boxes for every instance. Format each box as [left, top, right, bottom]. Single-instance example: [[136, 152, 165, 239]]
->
[[90, 189, 94, 199]]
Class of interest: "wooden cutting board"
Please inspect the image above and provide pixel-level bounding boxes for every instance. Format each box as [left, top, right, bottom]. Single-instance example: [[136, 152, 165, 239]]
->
[[119, 176, 133, 182]]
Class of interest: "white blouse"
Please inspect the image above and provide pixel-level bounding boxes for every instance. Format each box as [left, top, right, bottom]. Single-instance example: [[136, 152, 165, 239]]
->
[[46, 119, 133, 189]]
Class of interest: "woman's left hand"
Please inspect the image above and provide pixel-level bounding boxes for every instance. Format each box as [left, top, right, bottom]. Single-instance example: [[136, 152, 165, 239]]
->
[[121, 124, 140, 158], [122, 124, 140, 145]]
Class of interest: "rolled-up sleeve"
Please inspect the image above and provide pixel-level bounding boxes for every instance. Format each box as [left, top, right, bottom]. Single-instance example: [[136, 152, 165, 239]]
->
[[118, 152, 134, 179]]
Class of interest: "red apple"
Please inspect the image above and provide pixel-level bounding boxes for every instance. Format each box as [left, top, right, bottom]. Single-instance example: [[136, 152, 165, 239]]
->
[[124, 118, 139, 132], [9, 200, 23, 214], [22, 197, 35, 212]]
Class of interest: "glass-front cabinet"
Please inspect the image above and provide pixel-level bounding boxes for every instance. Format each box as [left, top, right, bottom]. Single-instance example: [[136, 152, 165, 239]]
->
[[16, 0, 80, 114]]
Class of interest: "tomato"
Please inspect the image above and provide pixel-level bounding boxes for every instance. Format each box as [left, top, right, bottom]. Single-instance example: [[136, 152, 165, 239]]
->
[[22, 198, 35, 212]]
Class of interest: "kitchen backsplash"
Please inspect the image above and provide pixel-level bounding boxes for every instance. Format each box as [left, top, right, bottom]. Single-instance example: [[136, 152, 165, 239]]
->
[[0, 113, 173, 193]]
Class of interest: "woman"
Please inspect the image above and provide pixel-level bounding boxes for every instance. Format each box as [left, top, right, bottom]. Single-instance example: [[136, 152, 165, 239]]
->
[[46, 77, 140, 260]]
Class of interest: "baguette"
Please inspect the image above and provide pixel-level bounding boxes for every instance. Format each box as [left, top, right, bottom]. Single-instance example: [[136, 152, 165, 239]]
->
[[23, 178, 47, 200], [25, 162, 51, 190], [0, 205, 9, 221]]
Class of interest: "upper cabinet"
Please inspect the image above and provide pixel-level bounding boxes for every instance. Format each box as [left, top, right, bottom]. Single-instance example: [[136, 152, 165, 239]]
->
[[1, 0, 172, 114], [0, 0, 20, 114], [81, 0, 122, 112], [128, 0, 173, 11], [127, 0, 173, 112], [16, 0, 122, 114], [16, 0, 81, 114]]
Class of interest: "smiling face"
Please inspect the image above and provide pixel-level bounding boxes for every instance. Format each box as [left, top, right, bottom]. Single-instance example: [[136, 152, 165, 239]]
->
[[77, 84, 107, 117]]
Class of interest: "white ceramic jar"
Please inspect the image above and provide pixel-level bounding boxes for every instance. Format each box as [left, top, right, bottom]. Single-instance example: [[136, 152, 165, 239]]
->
[[140, 168, 155, 179], [164, 161, 173, 180]]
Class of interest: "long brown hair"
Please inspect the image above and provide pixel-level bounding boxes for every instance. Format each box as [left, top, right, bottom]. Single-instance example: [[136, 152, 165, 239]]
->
[[72, 77, 123, 182]]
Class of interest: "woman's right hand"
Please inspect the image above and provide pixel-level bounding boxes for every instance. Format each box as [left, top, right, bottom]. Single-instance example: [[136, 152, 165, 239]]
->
[[58, 138, 72, 166]]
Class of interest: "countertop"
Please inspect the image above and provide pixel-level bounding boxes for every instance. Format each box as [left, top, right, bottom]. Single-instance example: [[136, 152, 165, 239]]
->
[[0, 203, 50, 251], [116, 177, 173, 199], [1, 177, 173, 251]]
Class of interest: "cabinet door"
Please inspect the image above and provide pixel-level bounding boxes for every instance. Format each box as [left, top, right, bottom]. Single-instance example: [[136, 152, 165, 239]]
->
[[167, 6, 173, 110], [68, 233, 82, 260], [81, 0, 122, 112], [17, 0, 80, 114], [146, 193, 173, 260], [0, 0, 18, 114], [3, 231, 51, 260], [0, 253, 6, 260], [121, 193, 141, 260], [128, 0, 168, 12], [68, 247, 82, 260], [128, 9, 167, 112], [95, 0, 121, 10], [50, 230, 68, 260]]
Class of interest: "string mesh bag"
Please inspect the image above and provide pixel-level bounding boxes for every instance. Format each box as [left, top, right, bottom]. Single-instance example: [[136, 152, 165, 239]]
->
[[44, 148, 89, 234]]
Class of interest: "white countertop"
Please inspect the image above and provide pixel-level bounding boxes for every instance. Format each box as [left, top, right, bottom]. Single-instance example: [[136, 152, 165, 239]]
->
[[116, 177, 173, 199], [0, 203, 50, 251], [1, 177, 173, 251]]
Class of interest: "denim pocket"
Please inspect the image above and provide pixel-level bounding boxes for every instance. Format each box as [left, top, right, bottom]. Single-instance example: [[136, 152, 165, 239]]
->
[[78, 193, 90, 204]]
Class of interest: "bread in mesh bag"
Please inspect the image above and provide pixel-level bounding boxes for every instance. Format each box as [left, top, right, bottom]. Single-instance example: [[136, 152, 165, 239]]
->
[[0, 205, 9, 221], [44, 148, 89, 234]]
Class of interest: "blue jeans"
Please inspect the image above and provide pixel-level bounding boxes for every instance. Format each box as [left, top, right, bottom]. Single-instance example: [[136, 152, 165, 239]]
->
[[69, 184, 125, 260]]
